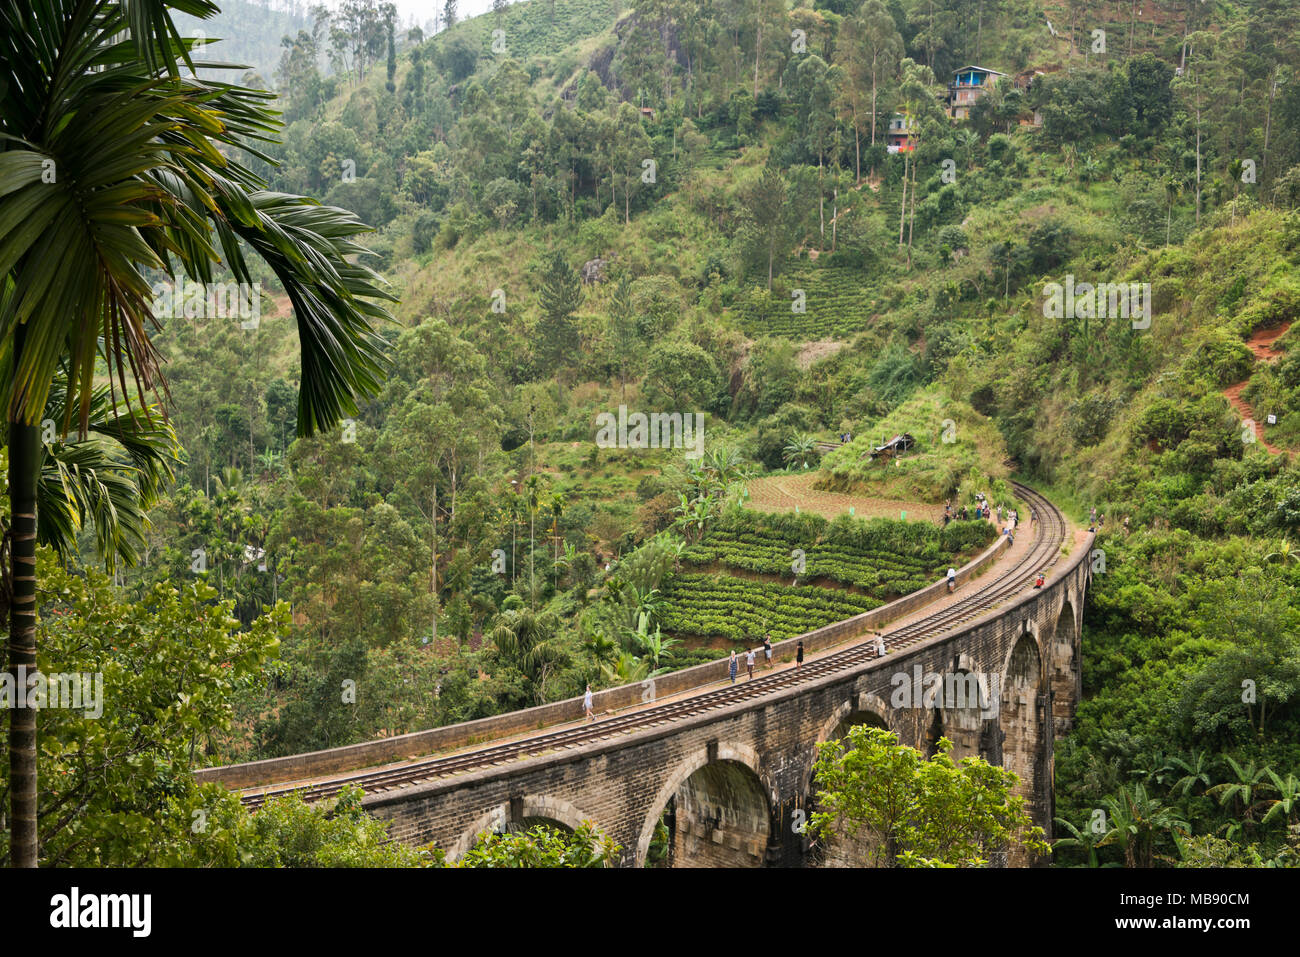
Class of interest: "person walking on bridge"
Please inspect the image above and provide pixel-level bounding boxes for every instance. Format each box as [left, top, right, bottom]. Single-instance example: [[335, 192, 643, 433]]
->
[[584, 684, 594, 722], [746, 648, 756, 680], [763, 633, 773, 669], [796, 639, 805, 669], [729, 650, 738, 684], [947, 567, 957, 593]]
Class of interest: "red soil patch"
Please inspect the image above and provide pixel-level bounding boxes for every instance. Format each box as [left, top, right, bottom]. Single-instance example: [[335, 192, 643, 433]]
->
[[1246, 322, 1290, 362], [1223, 322, 1291, 456]]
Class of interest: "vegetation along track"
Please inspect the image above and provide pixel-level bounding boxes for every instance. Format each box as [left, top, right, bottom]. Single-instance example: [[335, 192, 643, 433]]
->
[[239, 483, 1066, 811]]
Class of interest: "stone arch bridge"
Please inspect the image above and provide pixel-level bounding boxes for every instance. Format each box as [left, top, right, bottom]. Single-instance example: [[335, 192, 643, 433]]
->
[[199, 484, 1092, 867]]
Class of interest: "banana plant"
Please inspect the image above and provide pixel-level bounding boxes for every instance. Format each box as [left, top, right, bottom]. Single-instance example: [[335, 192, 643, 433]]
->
[[626, 611, 679, 674]]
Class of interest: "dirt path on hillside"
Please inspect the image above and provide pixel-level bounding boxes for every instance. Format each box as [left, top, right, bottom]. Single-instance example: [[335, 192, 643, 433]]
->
[[1223, 322, 1291, 456]]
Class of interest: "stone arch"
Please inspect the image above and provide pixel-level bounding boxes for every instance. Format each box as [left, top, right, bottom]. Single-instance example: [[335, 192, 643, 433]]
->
[[1050, 599, 1080, 737], [1000, 627, 1045, 820], [516, 794, 589, 833], [937, 667, 991, 762], [448, 794, 593, 861], [634, 742, 770, 868], [807, 692, 901, 868], [813, 691, 893, 751]]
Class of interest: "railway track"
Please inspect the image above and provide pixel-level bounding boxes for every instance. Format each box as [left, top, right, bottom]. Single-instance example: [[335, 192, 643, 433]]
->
[[239, 482, 1066, 810]]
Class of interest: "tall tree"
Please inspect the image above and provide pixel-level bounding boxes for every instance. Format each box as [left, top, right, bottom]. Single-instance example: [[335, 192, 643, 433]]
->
[[751, 0, 786, 97], [535, 252, 584, 374], [0, 0, 392, 868], [810, 726, 1048, 867], [839, 0, 903, 181], [609, 275, 638, 400], [739, 166, 793, 290]]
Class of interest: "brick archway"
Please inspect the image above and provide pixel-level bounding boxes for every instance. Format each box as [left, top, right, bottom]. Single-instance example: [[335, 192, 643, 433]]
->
[[634, 741, 769, 867], [448, 794, 593, 861], [1050, 599, 1080, 736], [812, 691, 893, 752]]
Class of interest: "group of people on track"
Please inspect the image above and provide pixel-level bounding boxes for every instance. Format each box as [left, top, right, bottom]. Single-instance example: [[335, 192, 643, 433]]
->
[[727, 633, 798, 683], [943, 492, 1026, 535]]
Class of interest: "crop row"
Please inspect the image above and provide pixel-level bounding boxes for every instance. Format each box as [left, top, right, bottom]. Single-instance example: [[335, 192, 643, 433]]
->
[[659, 573, 882, 642], [681, 530, 945, 597], [730, 268, 879, 340]]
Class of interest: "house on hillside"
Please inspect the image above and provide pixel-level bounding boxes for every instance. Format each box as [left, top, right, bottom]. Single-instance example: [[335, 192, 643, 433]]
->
[[947, 65, 1008, 119], [885, 113, 916, 153]]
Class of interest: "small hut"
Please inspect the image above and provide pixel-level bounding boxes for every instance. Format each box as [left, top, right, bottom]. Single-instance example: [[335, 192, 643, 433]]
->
[[865, 433, 916, 462]]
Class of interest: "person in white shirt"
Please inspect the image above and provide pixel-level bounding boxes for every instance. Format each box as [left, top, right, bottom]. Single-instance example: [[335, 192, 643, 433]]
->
[[583, 684, 594, 721], [745, 649, 756, 680], [947, 567, 957, 592]]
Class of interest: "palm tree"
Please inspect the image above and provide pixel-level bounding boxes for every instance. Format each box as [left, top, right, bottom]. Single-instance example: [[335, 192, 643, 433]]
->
[[491, 606, 568, 705], [1264, 539, 1300, 567], [524, 474, 542, 608], [955, 128, 979, 170], [1052, 816, 1104, 868], [626, 611, 679, 673], [1, 1, 392, 867], [1168, 750, 1214, 799], [1207, 756, 1274, 839], [1097, 782, 1188, 868], [1, 372, 180, 623], [1262, 770, 1300, 828], [548, 492, 566, 584], [672, 493, 716, 543], [599, 649, 651, 686], [782, 433, 818, 469], [702, 443, 754, 491], [627, 584, 663, 626]]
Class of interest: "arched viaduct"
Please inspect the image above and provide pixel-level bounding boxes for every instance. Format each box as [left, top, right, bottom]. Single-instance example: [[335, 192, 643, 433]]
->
[[204, 485, 1092, 867]]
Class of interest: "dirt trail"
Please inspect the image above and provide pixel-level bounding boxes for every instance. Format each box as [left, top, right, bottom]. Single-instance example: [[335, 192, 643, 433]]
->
[[1223, 322, 1291, 456]]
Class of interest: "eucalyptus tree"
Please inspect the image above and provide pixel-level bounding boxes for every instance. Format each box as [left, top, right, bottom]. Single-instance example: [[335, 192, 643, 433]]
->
[[0, 0, 392, 867], [838, 0, 903, 180]]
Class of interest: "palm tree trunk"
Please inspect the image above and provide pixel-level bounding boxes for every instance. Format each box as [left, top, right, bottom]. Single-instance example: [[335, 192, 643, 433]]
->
[[8, 326, 40, 868]]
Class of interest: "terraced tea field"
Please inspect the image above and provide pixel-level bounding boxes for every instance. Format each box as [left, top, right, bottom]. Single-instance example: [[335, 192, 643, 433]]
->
[[659, 507, 995, 646], [730, 265, 883, 340], [658, 574, 882, 644]]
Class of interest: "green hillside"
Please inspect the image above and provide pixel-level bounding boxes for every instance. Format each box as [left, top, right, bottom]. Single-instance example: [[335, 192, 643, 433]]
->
[[6, 0, 1300, 869]]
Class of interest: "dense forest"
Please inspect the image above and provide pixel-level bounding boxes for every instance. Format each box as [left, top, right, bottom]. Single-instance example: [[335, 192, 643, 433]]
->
[[3, 0, 1300, 869]]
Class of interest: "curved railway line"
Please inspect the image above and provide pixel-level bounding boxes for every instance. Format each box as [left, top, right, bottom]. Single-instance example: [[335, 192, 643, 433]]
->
[[239, 481, 1068, 811]]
